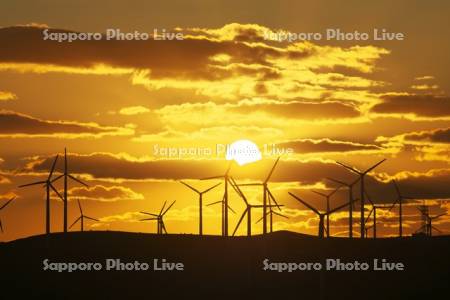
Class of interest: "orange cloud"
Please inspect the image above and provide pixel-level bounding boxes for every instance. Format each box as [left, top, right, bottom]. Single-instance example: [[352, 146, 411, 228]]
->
[[0, 91, 16, 101], [0, 110, 134, 138], [68, 185, 144, 202]]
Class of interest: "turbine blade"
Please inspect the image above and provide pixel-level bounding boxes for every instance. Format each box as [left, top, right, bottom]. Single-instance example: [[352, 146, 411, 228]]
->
[[202, 182, 221, 194], [50, 184, 64, 201], [229, 177, 248, 205], [312, 190, 327, 198], [51, 174, 64, 183], [179, 181, 200, 194], [159, 201, 167, 215], [0, 197, 15, 210], [431, 213, 446, 219], [140, 218, 158, 221], [77, 199, 83, 214], [227, 204, 236, 214], [18, 181, 46, 188], [85, 216, 99, 222], [288, 192, 320, 215], [232, 209, 248, 236], [264, 157, 280, 183], [69, 216, 81, 229], [206, 200, 222, 206], [162, 200, 176, 216], [330, 198, 359, 214], [416, 225, 426, 232], [225, 161, 233, 175], [48, 155, 59, 180], [324, 224, 329, 236], [267, 189, 281, 211], [388, 201, 398, 212], [364, 159, 386, 174], [364, 191, 374, 206], [365, 207, 374, 223], [238, 183, 262, 186], [392, 180, 401, 197], [326, 177, 347, 186], [328, 186, 341, 197], [201, 175, 223, 180], [140, 211, 158, 217], [415, 206, 423, 213], [336, 161, 361, 175], [255, 215, 264, 224], [432, 226, 442, 233], [68, 174, 88, 187]]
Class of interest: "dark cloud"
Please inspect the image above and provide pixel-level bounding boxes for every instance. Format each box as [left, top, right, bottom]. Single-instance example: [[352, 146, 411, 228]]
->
[[403, 128, 450, 143], [277, 138, 380, 153], [21, 154, 450, 210], [230, 100, 360, 119], [371, 94, 450, 117], [25, 152, 360, 182], [0, 26, 289, 80], [0, 110, 129, 136]]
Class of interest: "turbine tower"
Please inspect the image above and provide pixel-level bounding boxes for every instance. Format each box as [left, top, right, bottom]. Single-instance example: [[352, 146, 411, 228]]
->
[[18, 155, 62, 234], [255, 193, 288, 233], [326, 177, 360, 238], [390, 180, 416, 237], [336, 159, 386, 238], [289, 192, 357, 238], [238, 157, 281, 234], [69, 199, 99, 232], [230, 177, 282, 236], [416, 207, 446, 236], [52, 148, 88, 233], [311, 186, 341, 238], [206, 194, 236, 232], [141, 200, 176, 234], [201, 162, 236, 236], [179, 181, 221, 235], [365, 192, 392, 239], [0, 197, 15, 233]]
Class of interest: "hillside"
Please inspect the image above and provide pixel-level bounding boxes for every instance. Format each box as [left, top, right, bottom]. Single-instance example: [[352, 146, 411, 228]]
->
[[1, 231, 449, 299]]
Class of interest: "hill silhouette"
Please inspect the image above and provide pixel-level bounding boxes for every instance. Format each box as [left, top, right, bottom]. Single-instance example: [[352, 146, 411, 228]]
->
[[1, 231, 449, 299]]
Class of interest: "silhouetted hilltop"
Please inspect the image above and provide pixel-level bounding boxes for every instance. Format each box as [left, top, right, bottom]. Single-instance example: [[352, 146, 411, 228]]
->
[[1, 231, 449, 299]]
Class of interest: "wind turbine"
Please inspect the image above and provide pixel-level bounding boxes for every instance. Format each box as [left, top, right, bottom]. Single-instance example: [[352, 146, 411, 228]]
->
[[336, 159, 386, 238], [364, 224, 373, 238], [230, 177, 282, 236], [179, 181, 221, 235], [238, 157, 281, 234], [365, 192, 392, 239], [416, 207, 446, 236], [141, 200, 176, 234], [326, 177, 360, 238], [311, 186, 341, 238], [52, 148, 89, 233], [69, 199, 99, 232], [390, 180, 416, 237], [201, 162, 235, 236], [18, 155, 63, 234], [289, 192, 358, 238], [255, 209, 288, 233], [206, 194, 236, 233], [255, 194, 288, 233], [0, 197, 15, 233]]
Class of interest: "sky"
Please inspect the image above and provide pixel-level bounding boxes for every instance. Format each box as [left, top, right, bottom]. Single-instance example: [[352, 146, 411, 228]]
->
[[0, 0, 449, 241]]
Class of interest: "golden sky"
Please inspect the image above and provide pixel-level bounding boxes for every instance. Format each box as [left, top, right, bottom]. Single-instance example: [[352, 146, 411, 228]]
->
[[0, 0, 449, 240]]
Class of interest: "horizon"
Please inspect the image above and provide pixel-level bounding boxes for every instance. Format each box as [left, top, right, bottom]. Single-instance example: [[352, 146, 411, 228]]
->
[[0, 0, 449, 242]]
